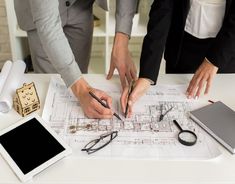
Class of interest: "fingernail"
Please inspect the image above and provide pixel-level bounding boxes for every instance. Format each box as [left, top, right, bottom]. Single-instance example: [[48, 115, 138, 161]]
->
[[128, 100, 132, 106], [195, 96, 198, 100], [188, 95, 192, 99]]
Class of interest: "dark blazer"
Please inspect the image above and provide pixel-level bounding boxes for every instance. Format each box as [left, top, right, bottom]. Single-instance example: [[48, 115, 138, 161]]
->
[[139, 0, 234, 84]]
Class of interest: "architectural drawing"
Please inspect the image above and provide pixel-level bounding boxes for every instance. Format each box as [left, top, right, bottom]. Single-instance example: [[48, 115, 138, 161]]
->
[[42, 75, 221, 159]]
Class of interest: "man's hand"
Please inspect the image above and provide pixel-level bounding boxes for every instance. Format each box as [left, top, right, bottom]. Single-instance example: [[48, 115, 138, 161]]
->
[[120, 78, 151, 118], [107, 32, 137, 89], [187, 58, 218, 99], [71, 78, 113, 119]]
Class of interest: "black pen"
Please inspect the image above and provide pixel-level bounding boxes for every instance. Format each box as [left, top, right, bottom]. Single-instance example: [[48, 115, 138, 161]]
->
[[89, 91, 122, 121], [125, 81, 134, 118]]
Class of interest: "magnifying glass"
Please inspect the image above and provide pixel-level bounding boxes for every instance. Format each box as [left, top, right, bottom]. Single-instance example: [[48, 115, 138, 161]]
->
[[173, 120, 197, 146]]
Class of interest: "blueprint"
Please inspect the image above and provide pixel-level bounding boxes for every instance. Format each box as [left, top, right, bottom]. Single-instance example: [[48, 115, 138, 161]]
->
[[42, 75, 221, 160]]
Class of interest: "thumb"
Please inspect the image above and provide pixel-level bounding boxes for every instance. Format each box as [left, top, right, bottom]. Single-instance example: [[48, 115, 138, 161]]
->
[[120, 87, 129, 113], [128, 82, 146, 105], [107, 63, 115, 80], [126, 93, 137, 118], [128, 90, 138, 107]]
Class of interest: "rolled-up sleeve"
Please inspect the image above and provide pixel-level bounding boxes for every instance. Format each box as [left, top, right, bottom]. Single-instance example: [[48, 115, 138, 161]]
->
[[115, 0, 138, 36], [29, 0, 82, 87]]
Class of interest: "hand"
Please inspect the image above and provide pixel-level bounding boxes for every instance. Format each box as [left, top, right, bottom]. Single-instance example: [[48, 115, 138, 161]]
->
[[187, 58, 218, 99], [71, 78, 113, 119], [107, 32, 137, 89], [120, 78, 151, 118]]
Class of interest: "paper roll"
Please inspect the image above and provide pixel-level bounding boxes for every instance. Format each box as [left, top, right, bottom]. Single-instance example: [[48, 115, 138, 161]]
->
[[0, 60, 12, 94], [0, 60, 26, 113]]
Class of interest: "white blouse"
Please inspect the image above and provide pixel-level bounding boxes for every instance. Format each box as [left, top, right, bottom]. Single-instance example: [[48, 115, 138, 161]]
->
[[185, 0, 226, 39]]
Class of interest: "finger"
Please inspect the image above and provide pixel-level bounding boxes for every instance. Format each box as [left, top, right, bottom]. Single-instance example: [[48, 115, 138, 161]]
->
[[187, 74, 197, 94], [188, 82, 199, 99], [205, 76, 212, 95], [195, 76, 207, 99], [128, 91, 138, 103], [120, 87, 129, 113], [119, 71, 128, 89], [130, 82, 148, 102], [88, 109, 113, 119], [130, 67, 137, 80], [104, 96, 112, 109], [95, 109, 113, 119], [188, 73, 203, 98], [107, 63, 115, 80], [90, 91, 113, 115], [187, 68, 202, 94], [186, 79, 194, 95], [126, 81, 149, 117], [126, 91, 139, 118], [92, 100, 113, 116], [205, 70, 217, 94], [126, 72, 133, 85], [99, 92, 113, 108], [127, 99, 133, 118], [84, 108, 99, 119]]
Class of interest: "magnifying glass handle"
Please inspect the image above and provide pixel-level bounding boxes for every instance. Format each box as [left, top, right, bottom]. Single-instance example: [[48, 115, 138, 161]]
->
[[173, 120, 183, 131]]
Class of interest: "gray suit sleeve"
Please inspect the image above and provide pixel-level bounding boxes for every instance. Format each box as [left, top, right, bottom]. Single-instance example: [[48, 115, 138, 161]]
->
[[115, 0, 138, 36], [29, 0, 82, 87]]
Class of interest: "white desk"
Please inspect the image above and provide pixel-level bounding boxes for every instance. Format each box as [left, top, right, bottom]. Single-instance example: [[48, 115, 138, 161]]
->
[[0, 74, 235, 184]]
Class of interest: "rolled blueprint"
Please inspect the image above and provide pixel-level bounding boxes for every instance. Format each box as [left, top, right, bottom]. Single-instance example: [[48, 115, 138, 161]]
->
[[0, 60, 12, 94], [0, 60, 26, 113]]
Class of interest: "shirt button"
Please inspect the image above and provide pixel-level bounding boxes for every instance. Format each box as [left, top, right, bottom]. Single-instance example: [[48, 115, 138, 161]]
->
[[65, 1, 70, 7]]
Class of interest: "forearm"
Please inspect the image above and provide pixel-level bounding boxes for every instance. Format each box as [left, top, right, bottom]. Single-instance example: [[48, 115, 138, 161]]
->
[[29, 0, 82, 87], [113, 32, 129, 49]]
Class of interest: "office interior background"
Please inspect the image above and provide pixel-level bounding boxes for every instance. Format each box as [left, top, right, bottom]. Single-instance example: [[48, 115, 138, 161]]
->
[[0, 0, 166, 75]]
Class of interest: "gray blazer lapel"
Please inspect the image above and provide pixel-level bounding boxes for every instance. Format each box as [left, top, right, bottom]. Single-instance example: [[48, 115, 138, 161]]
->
[[95, 0, 108, 11]]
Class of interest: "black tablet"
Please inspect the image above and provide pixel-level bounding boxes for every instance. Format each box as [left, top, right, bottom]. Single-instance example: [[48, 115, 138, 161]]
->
[[0, 113, 72, 182]]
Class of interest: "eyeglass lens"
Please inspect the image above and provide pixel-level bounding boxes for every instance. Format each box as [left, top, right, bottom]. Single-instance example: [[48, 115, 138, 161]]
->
[[82, 131, 118, 154]]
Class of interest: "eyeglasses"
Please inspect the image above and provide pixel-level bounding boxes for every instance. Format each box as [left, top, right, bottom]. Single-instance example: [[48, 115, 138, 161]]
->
[[81, 131, 118, 154]]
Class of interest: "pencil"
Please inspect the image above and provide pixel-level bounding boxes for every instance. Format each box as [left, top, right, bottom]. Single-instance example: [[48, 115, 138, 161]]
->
[[89, 91, 122, 121]]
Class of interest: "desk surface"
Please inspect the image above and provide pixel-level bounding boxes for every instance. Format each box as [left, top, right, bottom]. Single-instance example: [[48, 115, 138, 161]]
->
[[0, 74, 235, 184]]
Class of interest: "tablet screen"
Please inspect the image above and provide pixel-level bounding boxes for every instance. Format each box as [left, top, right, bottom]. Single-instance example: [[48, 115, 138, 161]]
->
[[0, 118, 65, 174]]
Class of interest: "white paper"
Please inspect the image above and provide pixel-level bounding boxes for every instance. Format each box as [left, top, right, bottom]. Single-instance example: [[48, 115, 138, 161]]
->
[[42, 75, 221, 160], [0, 60, 26, 113]]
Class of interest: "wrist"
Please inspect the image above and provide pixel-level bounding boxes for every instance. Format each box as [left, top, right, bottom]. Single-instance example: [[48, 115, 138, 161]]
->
[[114, 32, 129, 47], [205, 57, 213, 65], [139, 78, 152, 86], [205, 58, 218, 69], [71, 77, 91, 99]]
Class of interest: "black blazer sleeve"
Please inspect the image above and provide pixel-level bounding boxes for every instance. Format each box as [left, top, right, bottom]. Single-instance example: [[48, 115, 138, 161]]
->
[[139, 0, 174, 85], [206, 0, 235, 69]]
